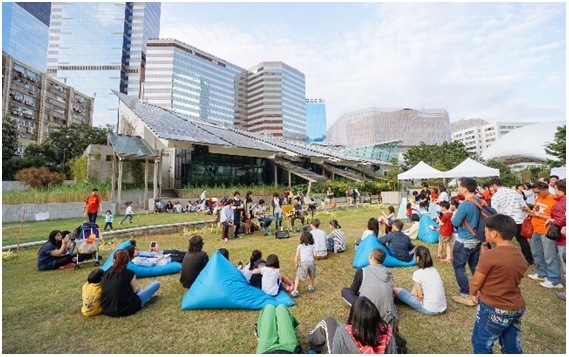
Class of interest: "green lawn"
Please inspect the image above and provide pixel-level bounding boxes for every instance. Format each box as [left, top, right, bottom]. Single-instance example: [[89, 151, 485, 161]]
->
[[2, 206, 566, 354]]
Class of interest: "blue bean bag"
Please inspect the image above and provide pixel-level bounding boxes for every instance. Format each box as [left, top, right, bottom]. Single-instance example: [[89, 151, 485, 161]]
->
[[101, 240, 182, 278], [353, 234, 417, 269], [181, 250, 295, 310], [418, 215, 440, 243]]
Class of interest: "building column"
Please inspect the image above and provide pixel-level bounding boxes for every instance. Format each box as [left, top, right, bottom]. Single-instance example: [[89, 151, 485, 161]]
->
[[153, 159, 159, 200], [116, 158, 123, 215], [274, 163, 278, 188], [110, 152, 116, 201], [144, 159, 149, 210], [288, 171, 292, 187]]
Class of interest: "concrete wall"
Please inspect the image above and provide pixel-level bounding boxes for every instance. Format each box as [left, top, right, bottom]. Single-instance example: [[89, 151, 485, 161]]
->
[[3, 180, 74, 191]]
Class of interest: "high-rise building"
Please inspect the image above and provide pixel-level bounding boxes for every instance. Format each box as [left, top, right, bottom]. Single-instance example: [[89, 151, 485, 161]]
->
[[326, 107, 451, 149], [144, 39, 248, 127], [305, 98, 326, 142], [47, 2, 161, 127], [451, 119, 533, 156], [247, 61, 306, 140], [2, 2, 51, 71], [2, 52, 94, 156]]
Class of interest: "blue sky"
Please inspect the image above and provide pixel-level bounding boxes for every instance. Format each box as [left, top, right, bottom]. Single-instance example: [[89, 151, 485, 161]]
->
[[160, 2, 566, 128]]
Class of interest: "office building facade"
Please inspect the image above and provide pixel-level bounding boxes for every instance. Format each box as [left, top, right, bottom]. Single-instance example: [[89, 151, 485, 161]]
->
[[47, 2, 160, 127], [326, 107, 451, 149], [144, 39, 248, 127], [452, 119, 533, 156], [247, 61, 306, 140], [305, 98, 326, 142], [2, 2, 51, 71], [2, 53, 94, 156]]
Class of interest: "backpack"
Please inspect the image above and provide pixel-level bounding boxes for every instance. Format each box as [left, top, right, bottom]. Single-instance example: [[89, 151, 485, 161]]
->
[[462, 197, 497, 242]]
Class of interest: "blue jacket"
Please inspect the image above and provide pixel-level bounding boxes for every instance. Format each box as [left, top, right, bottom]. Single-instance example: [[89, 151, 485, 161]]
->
[[451, 198, 481, 240]]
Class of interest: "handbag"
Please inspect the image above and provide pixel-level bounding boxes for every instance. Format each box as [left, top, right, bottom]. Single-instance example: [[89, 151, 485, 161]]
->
[[546, 223, 561, 241], [275, 230, 290, 239], [520, 217, 534, 239]]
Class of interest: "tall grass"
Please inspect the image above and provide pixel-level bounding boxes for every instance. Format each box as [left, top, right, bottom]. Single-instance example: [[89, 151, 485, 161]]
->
[[2, 182, 112, 205]]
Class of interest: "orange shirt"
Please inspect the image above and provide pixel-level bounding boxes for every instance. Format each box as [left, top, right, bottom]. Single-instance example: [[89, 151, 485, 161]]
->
[[482, 189, 493, 200], [431, 192, 439, 201], [532, 193, 557, 234], [85, 194, 101, 213]]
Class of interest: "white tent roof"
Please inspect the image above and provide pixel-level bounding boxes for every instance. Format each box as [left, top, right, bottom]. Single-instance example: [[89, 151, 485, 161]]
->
[[444, 158, 499, 178], [551, 167, 566, 179], [398, 161, 445, 180]]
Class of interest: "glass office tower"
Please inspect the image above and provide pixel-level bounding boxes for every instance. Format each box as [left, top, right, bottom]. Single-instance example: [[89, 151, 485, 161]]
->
[[2, 2, 51, 71], [306, 98, 327, 142], [144, 39, 248, 127], [247, 61, 306, 140], [47, 2, 161, 127]]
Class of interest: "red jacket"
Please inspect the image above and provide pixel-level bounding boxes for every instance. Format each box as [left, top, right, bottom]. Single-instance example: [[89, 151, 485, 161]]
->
[[550, 195, 566, 247]]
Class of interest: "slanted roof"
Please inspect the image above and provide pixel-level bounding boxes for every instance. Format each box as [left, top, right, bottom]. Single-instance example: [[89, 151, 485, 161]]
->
[[320, 163, 371, 182], [349, 165, 386, 180], [270, 158, 329, 183], [194, 121, 281, 153], [108, 134, 160, 160]]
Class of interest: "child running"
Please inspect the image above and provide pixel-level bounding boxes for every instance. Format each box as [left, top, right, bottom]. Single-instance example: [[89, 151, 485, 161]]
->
[[435, 201, 454, 263], [252, 254, 294, 297], [291, 232, 317, 297], [81, 268, 104, 317], [378, 219, 415, 262], [393, 246, 447, 315], [120, 201, 134, 225], [103, 210, 114, 231]]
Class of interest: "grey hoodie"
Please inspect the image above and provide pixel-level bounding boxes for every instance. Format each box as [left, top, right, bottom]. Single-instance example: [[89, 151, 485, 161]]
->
[[359, 264, 399, 324]]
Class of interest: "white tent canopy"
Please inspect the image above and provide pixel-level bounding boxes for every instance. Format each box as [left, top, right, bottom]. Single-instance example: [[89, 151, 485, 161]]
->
[[443, 158, 499, 178], [550, 167, 566, 179], [398, 161, 445, 180]]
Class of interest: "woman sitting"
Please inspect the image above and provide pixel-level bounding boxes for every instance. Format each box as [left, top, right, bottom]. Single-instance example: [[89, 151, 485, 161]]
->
[[355, 217, 381, 248], [164, 200, 174, 213], [309, 296, 396, 354], [101, 250, 160, 317], [37, 230, 75, 271]]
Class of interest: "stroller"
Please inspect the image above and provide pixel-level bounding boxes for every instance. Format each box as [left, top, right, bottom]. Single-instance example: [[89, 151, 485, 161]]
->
[[69, 222, 102, 268]]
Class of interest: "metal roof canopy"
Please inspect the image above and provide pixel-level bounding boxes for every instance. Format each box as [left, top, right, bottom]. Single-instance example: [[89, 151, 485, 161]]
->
[[271, 157, 329, 183], [320, 163, 371, 182], [349, 165, 386, 180], [108, 134, 160, 160]]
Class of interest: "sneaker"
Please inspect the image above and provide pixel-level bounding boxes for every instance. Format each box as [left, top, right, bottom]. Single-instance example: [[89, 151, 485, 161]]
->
[[528, 273, 546, 281], [291, 290, 299, 298], [451, 295, 476, 307], [253, 323, 259, 340], [285, 285, 295, 293], [237, 260, 243, 270], [119, 222, 123, 225], [555, 292, 566, 301], [443, 258, 453, 263], [308, 285, 315, 293], [540, 280, 564, 289], [224, 238, 228, 242]]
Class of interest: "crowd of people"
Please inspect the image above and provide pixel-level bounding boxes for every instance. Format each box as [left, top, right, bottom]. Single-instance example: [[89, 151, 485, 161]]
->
[[36, 175, 565, 353]]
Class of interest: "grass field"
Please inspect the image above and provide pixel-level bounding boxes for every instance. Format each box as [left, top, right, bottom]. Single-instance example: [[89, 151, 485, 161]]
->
[[2, 206, 566, 354]]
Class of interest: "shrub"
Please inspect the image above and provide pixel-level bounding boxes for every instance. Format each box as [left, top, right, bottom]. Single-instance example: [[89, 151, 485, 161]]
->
[[2, 156, 49, 180], [68, 156, 88, 183], [15, 167, 64, 188]]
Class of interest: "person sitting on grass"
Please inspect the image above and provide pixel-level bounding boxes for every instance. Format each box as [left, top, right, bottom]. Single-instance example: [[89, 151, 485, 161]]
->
[[393, 246, 447, 315], [180, 235, 209, 289], [340, 248, 399, 326], [469, 214, 529, 354], [101, 250, 160, 317], [308, 296, 396, 354], [379, 206, 396, 234], [255, 304, 302, 354], [37, 230, 76, 271], [310, 219, 328, 260], [378, 219, 415, 262], [251, 254, 295, 297], [326, 219, 347, 253], [404, 213, 420, 240], [291, 232, 317, 297], [82, 268, 104, 317]]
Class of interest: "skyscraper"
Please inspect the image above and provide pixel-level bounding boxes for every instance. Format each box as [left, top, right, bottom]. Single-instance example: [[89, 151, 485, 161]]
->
[[2, 2, 51, 71], [305, 98, 327, 142], [247, 61, 306, 140], [47, 2, 160, 127], [144, 39, 248, 127]]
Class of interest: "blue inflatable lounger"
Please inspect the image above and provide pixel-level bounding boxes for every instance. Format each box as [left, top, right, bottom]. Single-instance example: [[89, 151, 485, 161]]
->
[[418, 215, 440, 244], [181, 250, 295, 310], [353, 234, 417, 269], [101, 240, 182, 278]]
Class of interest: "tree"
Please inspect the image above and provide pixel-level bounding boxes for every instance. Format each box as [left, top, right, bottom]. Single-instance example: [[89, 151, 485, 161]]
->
[[24, 123, 113, 177], [2, 114, 19, 160], [385, 157, 401, 190], [402, 141, 473, 171], [484, 159, 519, 187], [545, 125, 566, 167]]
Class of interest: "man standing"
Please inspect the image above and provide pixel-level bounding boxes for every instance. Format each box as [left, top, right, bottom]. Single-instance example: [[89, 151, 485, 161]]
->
[[450, 177, 482, 306], [233, 192, 244, 239], [83, 188, 102, 224], [489, 178, 533, 266], [526, 182, 563, 289]]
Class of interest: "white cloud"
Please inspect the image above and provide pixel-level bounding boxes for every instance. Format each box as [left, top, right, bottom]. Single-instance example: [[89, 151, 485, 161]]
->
[[160, 2, 565, 128]]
